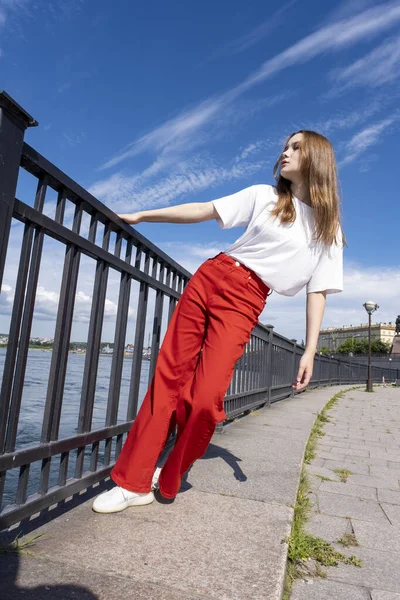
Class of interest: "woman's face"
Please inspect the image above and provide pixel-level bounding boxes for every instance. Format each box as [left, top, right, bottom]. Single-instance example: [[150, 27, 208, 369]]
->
[[280, 133, 303, 182]]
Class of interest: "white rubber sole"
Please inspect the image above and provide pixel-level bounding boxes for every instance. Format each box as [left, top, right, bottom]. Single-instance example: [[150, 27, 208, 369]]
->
[[92, 491, 155, 514]]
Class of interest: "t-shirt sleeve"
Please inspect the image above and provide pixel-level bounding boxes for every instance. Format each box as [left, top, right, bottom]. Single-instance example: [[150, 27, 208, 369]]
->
[[306, 228, 344, 295], [211, 186, 257, 229]]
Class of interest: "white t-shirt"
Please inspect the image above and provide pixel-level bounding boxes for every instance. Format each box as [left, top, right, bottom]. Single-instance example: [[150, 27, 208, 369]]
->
[[211, 184, 343, 297]]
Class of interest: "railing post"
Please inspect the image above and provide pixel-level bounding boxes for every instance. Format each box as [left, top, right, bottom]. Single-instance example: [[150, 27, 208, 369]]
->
[[290, 338, 297, 391], [0, 91, 37, 291], [0, 92, 37, 451], [265, 325, 274, 406]]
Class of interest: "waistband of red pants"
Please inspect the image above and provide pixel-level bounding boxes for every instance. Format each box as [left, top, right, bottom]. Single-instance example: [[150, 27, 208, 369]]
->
[[210, 252, 272, 296]]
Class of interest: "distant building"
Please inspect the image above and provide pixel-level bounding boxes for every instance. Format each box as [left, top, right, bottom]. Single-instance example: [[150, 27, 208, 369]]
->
[[318, 322, 395, 352]]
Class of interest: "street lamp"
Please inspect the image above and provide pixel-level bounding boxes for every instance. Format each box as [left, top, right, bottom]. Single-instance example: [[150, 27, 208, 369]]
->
[[363, 301, 379, 392], [389, 357, 392, 384]]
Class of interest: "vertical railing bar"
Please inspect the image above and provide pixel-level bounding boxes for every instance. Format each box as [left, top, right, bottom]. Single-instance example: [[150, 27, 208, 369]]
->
[[42, 201, 83, 445], [244, 336, 251, 392], [248, 337, 253, 392], [4, 218, 47, 453], [115, 434, 123, 462], [2, 176, 47, 451], [77, 221, 111, 435], [105, 239, 132, 427], [15, 464, 30, 505], [231, 355, 238, 396], [253, 336, 257, 391], [0, 223, 34, 452], [88, 213, 98, 244], [55, 189, 67, 224], [259, 336, 263, 392], [168, 269, 178, 324], [58, 452, 69, 487], [127, 248, 150, 421], [148, 259, 165, 386], [90, 442, 99, 472], [103, 439, 112, 467], [0, 471, 6, 510], [103, 239, 132, 466], [251, 336, 256, 391], [39, 458, 51, 496], [74, 223, 111, 479], [114, 230, 123, 259]]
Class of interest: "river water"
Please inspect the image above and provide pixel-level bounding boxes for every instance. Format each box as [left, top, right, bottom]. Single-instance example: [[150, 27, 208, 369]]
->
[[0, 348, 151, 510]]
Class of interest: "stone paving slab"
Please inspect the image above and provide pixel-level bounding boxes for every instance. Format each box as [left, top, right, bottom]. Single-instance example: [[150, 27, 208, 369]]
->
[[292, 579, 370, 599], [323, 546, 400, 593], [6, 488, 293, 600], [0, 555, 208, 600], [371, 592, 400, 600], [318, 480, 377, 501], [317, 490, 389, 523], [340, 473, 400, 490], [381, 502, 400, 525], [306, 512, 352, 543], [351, 520, 400, 553], [322, 458, 370, 476], [377, 488, 400, 505]]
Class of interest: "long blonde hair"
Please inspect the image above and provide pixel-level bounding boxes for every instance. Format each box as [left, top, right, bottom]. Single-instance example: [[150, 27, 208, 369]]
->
[[272, 130, 346, 246]]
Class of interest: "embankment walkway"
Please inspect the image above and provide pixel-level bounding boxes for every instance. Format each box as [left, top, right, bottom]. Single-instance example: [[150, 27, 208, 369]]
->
[[1, 384, 399, 600]]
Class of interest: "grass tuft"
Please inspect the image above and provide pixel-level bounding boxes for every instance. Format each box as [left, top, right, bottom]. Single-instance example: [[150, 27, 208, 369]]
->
[[315, 474, 334, 482], [337, 533, 359, 547], [333, 468, 353, 483], [0, 533, 44, 556]]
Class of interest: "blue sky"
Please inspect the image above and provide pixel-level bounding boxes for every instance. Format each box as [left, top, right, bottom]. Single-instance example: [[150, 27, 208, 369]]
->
[[1, 0, 400, 344]]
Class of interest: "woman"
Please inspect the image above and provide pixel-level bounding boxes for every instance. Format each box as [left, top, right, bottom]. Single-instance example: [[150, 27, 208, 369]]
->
[[92, 130, 344, 513]]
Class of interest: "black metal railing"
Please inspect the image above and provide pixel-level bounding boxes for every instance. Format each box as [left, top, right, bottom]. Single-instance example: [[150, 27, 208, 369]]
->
[[0, 91, 397, 530]]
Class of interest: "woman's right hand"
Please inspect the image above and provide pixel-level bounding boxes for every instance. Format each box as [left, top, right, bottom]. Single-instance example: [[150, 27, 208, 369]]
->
[[117, 212, 142, 225]]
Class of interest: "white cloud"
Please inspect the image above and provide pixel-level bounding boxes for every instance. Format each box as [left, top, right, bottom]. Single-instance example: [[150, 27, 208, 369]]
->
[[330, 36, 400, 92], [299, 99, 385, 135], [90, 153, 267, 211], [235, 141, 270, 163], [319, 0, 377, 25], [339, 117, 397, 166], [0, 281, 126, 325], [101, 1, 400, 170], [205, 0, 299, 61]]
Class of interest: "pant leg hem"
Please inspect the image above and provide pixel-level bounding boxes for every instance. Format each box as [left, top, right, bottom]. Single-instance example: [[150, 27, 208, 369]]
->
[[111, 470, 152, 494], [157, 484, 177, 499]]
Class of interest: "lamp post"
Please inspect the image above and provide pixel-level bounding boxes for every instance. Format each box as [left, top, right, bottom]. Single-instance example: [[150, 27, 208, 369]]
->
[[389, 357, 392, 384], [363, 301, 379, 392]]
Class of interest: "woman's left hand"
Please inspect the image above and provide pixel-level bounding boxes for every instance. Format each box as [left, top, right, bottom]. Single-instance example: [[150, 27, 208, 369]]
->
[[292, 352, 314, 391]]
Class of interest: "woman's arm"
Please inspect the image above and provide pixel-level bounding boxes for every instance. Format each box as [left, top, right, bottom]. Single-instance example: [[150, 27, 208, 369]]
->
[[118, 202, 218, 225], [292, 291, 327, 391]]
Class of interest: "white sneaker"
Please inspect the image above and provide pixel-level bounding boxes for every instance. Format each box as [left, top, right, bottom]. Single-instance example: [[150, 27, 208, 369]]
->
[[151, 467, 162, 491], [92, 486, 154, 513]]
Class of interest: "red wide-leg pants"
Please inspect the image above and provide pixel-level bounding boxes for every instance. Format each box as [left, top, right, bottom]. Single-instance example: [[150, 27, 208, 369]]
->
[[111, 252, 270, 499]]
